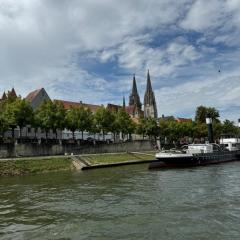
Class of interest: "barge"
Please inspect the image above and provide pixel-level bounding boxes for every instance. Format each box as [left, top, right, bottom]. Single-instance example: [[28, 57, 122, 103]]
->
[[149, 115, 240, 169], [149, 141, 240, 169]]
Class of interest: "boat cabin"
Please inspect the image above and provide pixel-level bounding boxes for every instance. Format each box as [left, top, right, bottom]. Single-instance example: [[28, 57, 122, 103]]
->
[[186, 144, 214, 154], [220, 135, 240, 151]]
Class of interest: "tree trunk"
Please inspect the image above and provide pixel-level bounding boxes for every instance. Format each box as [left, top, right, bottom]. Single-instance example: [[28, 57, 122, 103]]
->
[[103, 131, 105, 141]]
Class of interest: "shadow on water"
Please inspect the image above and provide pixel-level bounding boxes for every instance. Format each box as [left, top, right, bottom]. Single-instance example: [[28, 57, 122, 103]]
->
[[1, 162, 240, 239]]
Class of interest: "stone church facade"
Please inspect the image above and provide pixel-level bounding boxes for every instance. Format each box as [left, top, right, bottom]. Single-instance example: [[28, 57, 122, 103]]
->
[[126, 70, 158, 119]]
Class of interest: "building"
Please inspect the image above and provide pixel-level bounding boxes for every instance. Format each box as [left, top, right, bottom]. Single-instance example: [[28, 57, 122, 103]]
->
[[176, 117, 192, 123], [127, 74, 143, 118], [54, 99, 101, 113], [144, 70, 158, 118], [25, 88, 51, 109], [53, 99, 113, 140], [0, 88, 17, 102], [106, 103, 122, 113]]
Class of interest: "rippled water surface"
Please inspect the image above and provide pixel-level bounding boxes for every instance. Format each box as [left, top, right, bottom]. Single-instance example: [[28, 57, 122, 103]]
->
[[1, 163, 240, 239]]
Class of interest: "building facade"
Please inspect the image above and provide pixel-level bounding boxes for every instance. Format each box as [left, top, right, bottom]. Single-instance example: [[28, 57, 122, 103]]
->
[[126, 74, 144, 118], [25, 88, 51, 109], [144, 70, 158, 118]]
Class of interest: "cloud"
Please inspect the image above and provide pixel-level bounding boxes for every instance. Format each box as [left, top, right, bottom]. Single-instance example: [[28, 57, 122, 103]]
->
[[156, 72, 240, 121], [0, 0, 240, 121]]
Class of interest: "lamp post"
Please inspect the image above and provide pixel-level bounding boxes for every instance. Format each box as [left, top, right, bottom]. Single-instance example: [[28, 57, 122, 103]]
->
[[206, 113, 214, 143]]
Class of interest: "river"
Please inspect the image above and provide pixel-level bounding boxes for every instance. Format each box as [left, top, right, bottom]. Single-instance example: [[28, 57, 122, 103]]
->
[[1, 162, 240, 240]]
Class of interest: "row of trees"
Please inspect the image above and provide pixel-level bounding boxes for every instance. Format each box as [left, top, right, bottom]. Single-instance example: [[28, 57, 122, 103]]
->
[[0, 95, 239, 144], [0, 97, 138, 141]]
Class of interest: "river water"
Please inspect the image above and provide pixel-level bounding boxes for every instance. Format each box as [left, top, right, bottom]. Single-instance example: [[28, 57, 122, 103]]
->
[[1, 162, 240, 240]]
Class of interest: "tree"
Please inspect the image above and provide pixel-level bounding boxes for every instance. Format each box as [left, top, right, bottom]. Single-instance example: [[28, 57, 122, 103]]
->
[[0, 109, 9, 139], [35, 100, 55, 139], [195, 105, 220, 123], [4, 98, 33, 140], [65, 107, 80, 139], [116, 108, 135, 140], [89, 115, 100, 141], [144, 117, 159, 140], [136, 117, 147, 139], [95, 107, 114, 140], [77, 107, 93, 140], [14, 99, 33, 140], [221, 120, 238, 135], [52, 102, 66, 139]]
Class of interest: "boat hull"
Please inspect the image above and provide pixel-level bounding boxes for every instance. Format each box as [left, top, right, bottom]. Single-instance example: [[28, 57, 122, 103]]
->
[[149, 151, 240, 169]]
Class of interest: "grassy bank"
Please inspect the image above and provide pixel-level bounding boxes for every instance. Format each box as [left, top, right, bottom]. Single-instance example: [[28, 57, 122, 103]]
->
[[0, 151, 157, 176], [0, 157, 72, 176], [82, 152, 156, 165]]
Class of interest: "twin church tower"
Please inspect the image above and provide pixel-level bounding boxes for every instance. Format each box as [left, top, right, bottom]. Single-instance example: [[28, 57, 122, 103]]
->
[[127, 70, 158, 119]]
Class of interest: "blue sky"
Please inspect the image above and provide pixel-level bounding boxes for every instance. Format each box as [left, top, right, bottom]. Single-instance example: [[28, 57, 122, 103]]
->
[[1, 0, 240, 121]]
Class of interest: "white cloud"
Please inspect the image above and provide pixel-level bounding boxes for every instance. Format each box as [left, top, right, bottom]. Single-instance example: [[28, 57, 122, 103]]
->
[[156, 71, 240, 121], [0, 0, 240, 121]]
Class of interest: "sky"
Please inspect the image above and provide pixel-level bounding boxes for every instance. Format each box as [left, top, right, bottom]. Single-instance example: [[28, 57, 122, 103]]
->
[[1, 0, 240, 121]]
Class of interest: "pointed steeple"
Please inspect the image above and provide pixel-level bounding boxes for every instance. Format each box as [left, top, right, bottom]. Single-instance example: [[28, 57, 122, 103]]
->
[[146, 69, 153, 93], [1, 91, 7, 100], [123, 95, 126, 108], [129, 73, 142, 112], [132, 74, 138, 95], [144, 70, 158, 118]]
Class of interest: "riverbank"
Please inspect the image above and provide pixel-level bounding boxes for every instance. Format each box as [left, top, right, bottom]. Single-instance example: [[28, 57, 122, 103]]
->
[[0, 151, 157, 176], [0, 156, 73, 176]]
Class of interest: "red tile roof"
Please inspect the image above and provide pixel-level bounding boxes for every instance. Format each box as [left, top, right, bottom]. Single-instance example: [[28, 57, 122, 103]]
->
[[107, 103, 122, 113], [7, 88, 17, 99], [54, 99, 101, 113], [176, 117, 192, 123], [25, 88, 43, 102]]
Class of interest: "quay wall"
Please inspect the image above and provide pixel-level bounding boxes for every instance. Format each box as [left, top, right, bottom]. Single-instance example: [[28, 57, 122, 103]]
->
[[0, 140, 154, 158]]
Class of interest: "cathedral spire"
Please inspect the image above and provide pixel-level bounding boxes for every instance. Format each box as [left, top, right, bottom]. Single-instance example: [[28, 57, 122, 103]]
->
[[123, 95, 126, 108], [144, 70, 158, 118], [131, 74, 138, 95], [146, 69, 153, 93], [129, 73, 142, 112]]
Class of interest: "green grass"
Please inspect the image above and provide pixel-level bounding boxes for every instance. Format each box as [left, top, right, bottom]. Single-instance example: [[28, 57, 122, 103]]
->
[[0, 157, 72, 176], [82, 152, 156, 165]]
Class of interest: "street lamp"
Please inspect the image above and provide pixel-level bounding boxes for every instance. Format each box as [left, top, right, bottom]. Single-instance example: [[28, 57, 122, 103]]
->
[[206, 113, 214, 143]]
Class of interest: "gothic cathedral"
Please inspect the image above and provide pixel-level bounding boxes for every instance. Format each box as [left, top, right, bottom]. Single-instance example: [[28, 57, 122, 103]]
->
[[144, 70, 158, 118], [127, 70, 158, 119]]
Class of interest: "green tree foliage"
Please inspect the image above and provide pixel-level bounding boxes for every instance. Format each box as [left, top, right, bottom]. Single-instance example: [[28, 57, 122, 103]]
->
[[144, 117, 159, 140], [0, 109, 9, 138], [95, 107, 114, 140], [52, 102, 66, 138], [4, 98, 33, 139], [77, 107, 93, 139], [136, 117, 147, 139], [116, 108, 135, 140], [195, 105, 220, 123], [35, 100, 55, 139], [221, 120, 239, 135], [65, 108, 78, 139]]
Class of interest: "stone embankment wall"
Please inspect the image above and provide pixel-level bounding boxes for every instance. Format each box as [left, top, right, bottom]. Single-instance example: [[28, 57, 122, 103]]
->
[[0, 140, 154, 158]]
